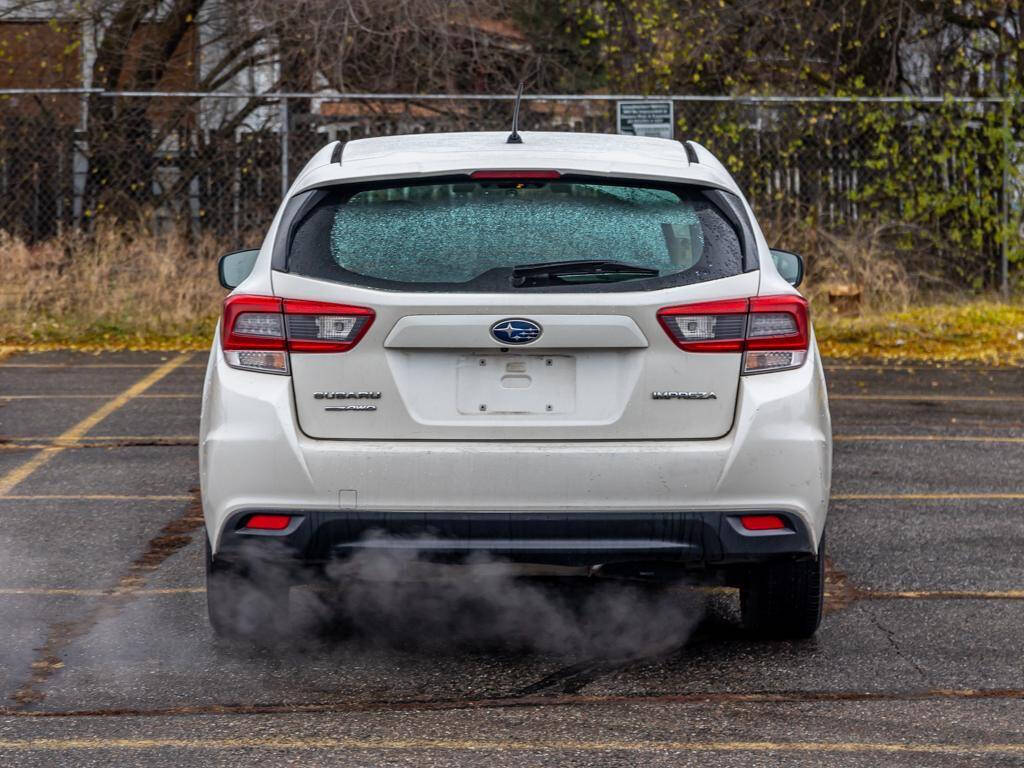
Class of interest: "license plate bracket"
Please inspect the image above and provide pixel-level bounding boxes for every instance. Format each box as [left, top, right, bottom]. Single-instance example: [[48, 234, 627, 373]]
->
[[456, 354, 576, 415]]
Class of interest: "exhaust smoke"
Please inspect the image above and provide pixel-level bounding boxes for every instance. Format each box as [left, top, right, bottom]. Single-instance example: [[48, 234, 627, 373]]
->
[[229, 536, 706, 661]]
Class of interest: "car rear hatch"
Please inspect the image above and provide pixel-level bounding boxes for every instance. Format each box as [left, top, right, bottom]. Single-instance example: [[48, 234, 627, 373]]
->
[[275, 274, 759, 440], [267, 172, 769, 441]]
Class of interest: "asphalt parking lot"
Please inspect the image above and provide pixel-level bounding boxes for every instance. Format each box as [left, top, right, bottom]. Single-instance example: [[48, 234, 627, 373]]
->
[[0, 349, 1022, 766]]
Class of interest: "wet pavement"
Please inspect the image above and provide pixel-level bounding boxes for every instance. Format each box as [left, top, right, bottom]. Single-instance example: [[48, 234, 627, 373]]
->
[[0, 351, 1022, 766]]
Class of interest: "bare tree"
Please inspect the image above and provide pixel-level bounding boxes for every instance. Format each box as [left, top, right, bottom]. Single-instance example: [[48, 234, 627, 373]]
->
[[48, 0, 543, 220], [3, 0, 1018, 236]]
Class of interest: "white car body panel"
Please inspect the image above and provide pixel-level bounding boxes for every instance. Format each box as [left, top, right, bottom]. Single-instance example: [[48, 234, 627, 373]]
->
[[278, 269, 758, 440], [384, 313, 649, 349], [201, 326, 830, 551], [201, 130, 832, 565], [297, 132, 738, 192]]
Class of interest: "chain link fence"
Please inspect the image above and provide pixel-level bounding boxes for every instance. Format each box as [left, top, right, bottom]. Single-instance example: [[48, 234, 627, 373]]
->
[[0, 90, 1019, 289]]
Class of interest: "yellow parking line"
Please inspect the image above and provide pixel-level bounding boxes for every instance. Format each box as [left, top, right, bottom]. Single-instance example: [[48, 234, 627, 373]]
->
[[1, 435, 197, 443], [0, 363, 206, 369], [5, 587, 1022, 600], [0, 587, 204, 596], [0, 494, 192, 501], [0, 394, 113, 399], [2, 586, 1019, 600], [863, 589, 1024, 600], [834, 434, 1024, 443], [830, 394, 1024, 402], [0, 393, 198, 400], [833, 493, 1024, 500], [0, 736, 1020, 755], [0, 355, 192, 496]]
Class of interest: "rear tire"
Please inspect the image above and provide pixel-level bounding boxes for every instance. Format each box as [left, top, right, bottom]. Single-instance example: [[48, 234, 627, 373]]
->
[[740, 534, 825, 639], [205, 536, 290, 640]]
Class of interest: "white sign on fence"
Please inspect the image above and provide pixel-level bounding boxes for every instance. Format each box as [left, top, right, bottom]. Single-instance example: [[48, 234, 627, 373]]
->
[[616, 101, 674, 139]]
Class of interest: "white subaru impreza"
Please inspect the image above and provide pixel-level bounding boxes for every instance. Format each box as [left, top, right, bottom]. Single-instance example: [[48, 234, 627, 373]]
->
[[200, 130, 832, 639]]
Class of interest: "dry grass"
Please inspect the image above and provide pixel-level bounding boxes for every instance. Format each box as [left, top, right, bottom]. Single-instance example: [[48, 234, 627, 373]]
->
[[0, 224, 223, 348], [815, 300, 1024, 364], [0, 226, 1021, 363], [762, 219, 924, 312], [762, 220, 1024, 363]]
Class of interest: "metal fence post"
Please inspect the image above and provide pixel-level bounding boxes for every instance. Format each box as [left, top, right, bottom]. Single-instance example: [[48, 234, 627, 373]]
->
[[280, 98, 289, 198], [1001, 97, 1011, 297]]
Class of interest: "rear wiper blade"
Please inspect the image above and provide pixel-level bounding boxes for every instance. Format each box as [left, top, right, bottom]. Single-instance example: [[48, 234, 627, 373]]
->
[[511, 259, 659, 286], [512, 259, 658, 276]]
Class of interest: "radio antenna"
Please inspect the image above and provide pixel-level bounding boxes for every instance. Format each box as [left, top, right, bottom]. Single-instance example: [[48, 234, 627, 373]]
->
[[506, 81, 525, 144]]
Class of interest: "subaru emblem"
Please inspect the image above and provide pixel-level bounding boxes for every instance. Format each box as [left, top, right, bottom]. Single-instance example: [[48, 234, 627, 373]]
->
[[490, 318, 542, 345]]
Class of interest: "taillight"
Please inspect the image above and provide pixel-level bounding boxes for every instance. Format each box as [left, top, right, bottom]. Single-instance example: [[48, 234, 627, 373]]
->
[[657, 295, 809, 374], [657, 299, 748, 353], [221, 295, 289, 374], [221, 295, 375, 374], [281, 299, 374, 352], [744, 295, 809, 373]]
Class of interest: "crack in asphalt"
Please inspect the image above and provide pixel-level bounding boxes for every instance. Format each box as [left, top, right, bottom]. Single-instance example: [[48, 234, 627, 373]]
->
[[865, 607, 933, 686], [825, 557, 934, 686], [8, 489, 204, 708]]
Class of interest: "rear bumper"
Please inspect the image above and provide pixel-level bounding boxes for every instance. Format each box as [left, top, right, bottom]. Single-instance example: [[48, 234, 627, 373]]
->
[[215, 508, 815, 570], [201, 329, 832, 558]]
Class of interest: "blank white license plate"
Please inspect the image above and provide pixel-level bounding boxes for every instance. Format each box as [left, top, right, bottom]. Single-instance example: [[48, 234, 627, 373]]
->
[[456, 354, 576, 415]]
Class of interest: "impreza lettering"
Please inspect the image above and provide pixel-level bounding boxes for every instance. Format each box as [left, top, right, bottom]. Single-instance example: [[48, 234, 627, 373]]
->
[[651, 391, 718, 400]]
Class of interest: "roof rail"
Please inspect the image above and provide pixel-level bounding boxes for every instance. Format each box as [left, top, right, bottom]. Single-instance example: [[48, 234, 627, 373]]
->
[[683, 141, 699, 164], [330, 140, 345, 164]]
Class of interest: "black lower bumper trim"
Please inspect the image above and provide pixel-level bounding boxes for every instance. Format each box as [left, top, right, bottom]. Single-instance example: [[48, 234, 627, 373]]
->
[[216, 509, 815, 569]]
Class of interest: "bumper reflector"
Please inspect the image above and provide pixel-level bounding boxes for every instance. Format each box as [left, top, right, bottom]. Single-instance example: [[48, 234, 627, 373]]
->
[[244, 514, 292, 531], [738, 514, 787, 531]]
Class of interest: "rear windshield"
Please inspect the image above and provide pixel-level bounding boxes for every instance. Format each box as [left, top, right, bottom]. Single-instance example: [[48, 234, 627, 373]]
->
[[285, 177, 747, 292]]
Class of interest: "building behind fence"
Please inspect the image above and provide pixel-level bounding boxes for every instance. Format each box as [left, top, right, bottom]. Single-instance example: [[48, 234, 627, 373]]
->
[[0, 90, 1020, 290]]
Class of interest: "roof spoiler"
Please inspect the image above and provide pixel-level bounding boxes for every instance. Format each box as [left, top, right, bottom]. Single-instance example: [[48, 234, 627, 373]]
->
[[683, 140, 700, 164]]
